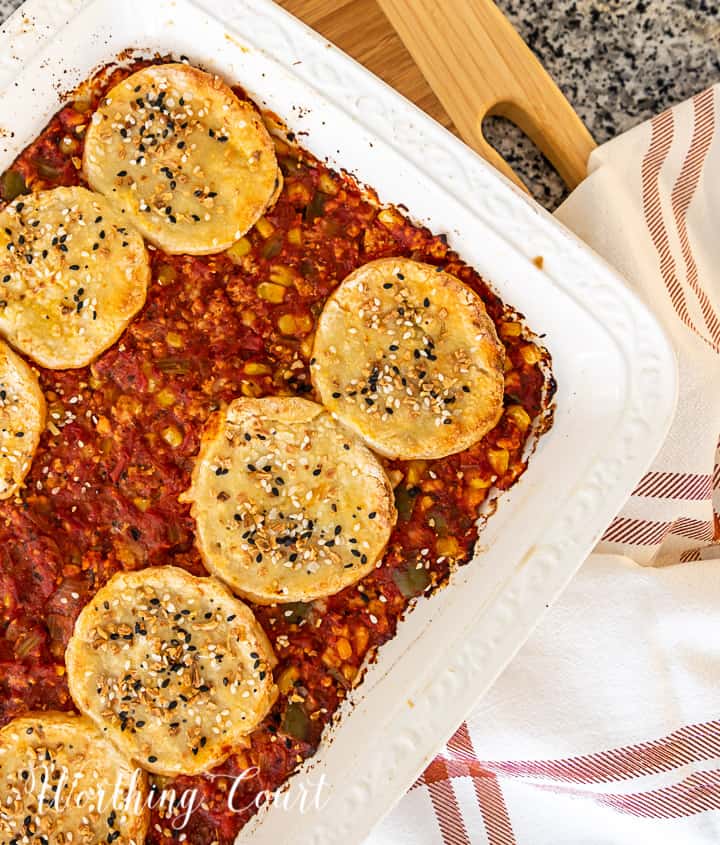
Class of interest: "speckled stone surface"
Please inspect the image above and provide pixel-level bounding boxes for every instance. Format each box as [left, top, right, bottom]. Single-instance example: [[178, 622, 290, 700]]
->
[[0, 0, 718, 208], [490, 0, 720, 206]]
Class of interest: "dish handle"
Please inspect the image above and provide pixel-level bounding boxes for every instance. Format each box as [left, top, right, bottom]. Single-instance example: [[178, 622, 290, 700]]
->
[[376, 0, 597, 192]]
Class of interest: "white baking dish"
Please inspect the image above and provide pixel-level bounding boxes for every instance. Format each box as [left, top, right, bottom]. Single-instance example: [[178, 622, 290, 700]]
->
[[0, 1, 677, 843]]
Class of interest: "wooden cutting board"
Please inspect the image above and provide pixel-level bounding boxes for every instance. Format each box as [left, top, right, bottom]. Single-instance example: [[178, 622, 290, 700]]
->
[[276, 0, 596, 190], [277, 0, 455, 131]]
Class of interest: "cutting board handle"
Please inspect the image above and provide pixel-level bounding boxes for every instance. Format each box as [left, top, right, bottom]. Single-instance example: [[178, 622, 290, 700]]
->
[[376, 0, 597, 191]]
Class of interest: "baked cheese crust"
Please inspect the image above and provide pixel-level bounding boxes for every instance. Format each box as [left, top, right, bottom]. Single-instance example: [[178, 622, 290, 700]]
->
[[0, 186, 150, 368], [0, 339, 44, 499], [181, 396, 397, 604], [0, 711, 149, 844], [84, 63, 279, 255], [311, 258, 505, 459], [66, 565, 278, 776]]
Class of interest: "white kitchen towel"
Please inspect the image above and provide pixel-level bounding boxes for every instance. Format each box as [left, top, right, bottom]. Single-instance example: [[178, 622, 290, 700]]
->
[[366, 84, 720, 845], [559, 84, 720, 568]]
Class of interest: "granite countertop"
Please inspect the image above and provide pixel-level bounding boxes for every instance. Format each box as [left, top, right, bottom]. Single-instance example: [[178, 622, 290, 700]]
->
[[0, 0, 718, 208], [491, 0, 720, 206]]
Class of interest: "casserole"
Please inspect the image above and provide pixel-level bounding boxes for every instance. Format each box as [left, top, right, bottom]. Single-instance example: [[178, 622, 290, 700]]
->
[[0, 1, 677, 843]]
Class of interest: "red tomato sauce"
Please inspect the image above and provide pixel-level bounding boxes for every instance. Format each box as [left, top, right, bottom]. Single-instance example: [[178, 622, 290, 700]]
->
[[0, 61, 553, 843]]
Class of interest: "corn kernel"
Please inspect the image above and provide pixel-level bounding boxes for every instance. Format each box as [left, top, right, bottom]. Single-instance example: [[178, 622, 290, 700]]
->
[[255, 216, 275, 238], [95, 415, 111, 435], [287, 183, 312, 204], [166, 332, 183, 348], [469, 474, 493, 489], [505, 404, 531, 432], [240, 309, 256, 327], [277, 314, 297, 335], [504, 371, 521, 392], [388, 469, 404, 488], [133, 497, 151, 512], [378, 208, 400, 226], [437, 536, 460, 557], [287, 226, 303, 246], [296, 313, 314, 334], [318, 173, 338, 195], [59, 135, 79, 154], [244, 362, 271, 376], [227, 236, 251, 260], [488, 447, 509, 476], [156, 388, 176, 408], [336, 637, 353, 661], [343, 664, 357, 682], [368, 599, 385, 617], [321, 649, 339, 669], [300, 340, 314, 361], [269, 264, 296, 287], [161, 425, 183, 448], [521, 343, 542, 365], [278, 665, 300, 695], [257, 282, 285, 303], [156, 264, 177, 286], [241, 381, 263, 397], [406, 460, 427, 487], [499, 321, 522, 338], [353, 625, 369, 654]]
